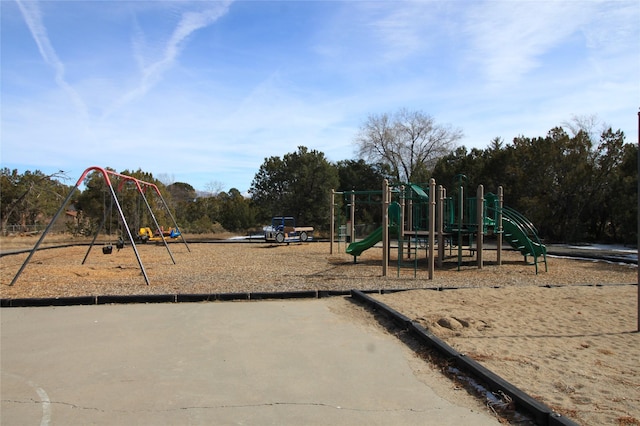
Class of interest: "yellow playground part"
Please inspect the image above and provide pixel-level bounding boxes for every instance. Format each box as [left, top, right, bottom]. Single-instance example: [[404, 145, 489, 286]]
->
[[138, 226, 181, 243]]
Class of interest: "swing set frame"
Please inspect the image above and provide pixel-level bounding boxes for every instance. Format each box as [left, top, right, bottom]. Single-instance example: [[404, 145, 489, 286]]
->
[[10, 166, 189, 286]]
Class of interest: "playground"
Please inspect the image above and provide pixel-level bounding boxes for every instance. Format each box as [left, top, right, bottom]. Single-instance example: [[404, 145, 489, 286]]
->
[[331, 177, 548, 278], [1, 165, 639, 425], [1, 236, 638, 424]]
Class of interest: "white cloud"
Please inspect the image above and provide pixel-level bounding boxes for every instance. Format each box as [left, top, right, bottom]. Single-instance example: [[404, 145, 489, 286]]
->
[[462, 1, 593, 85]]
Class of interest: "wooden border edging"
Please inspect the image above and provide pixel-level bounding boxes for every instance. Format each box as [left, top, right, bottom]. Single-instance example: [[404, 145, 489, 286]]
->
[[349, 289, 579, 426]]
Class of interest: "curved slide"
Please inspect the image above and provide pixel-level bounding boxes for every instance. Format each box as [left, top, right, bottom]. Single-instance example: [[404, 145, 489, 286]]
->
[[502, 217, 546, 258], [346, 226, 383, 257], [501, 206, 547, 273], [346, 202, 401, 258]]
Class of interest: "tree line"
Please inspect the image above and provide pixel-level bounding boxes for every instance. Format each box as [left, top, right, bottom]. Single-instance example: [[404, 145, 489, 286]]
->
[[1, 111, 636, 244], [432, 127, 636, 243]]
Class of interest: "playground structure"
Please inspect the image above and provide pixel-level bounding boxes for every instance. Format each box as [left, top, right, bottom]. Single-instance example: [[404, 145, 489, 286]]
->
[[138, 226, 182, 243], [330, 177, 547, 277], [10, 166, 190, 286]]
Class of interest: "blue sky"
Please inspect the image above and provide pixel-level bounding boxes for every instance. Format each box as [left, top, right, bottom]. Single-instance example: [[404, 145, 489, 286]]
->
[[1, 0, 638, 194]]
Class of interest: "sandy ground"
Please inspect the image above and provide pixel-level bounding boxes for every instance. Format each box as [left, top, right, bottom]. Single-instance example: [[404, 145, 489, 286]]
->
[[1, 235, 638, 425], [374, 285, 639, 426]]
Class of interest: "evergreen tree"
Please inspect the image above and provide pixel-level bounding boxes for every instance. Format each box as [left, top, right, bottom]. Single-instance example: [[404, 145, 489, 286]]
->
[[250, 146, 339, 231]]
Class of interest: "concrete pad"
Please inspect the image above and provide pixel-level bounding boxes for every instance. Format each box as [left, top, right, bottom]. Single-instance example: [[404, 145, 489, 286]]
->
[[1, 300, 499, 425]]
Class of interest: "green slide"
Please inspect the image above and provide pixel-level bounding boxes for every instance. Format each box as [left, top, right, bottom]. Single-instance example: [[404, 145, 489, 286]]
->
[[408, 183, 429, 200], [346, 202, 401, 258], [501, 206, 547, 273], [346, 226, 384, 257]]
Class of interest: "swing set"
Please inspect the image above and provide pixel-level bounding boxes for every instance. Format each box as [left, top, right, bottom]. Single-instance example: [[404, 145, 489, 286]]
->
[[10, 166, 190, 286]]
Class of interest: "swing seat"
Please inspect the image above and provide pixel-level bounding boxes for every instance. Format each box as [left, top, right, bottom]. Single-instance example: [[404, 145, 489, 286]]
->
[[102, 245, 113, 254], [116, 239, 125, 250]]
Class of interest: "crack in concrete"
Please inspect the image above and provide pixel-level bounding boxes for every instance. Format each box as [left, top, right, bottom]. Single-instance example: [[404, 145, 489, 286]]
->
[[3, 398, 429, 414], [172, 401, 429, 413]]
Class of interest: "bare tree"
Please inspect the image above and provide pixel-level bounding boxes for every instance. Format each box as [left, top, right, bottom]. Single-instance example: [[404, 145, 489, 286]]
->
[[355, 108, 462, 183], [156, 173, 175, 187], [204, 180, 225, 196], [562, 114, 610, 141]]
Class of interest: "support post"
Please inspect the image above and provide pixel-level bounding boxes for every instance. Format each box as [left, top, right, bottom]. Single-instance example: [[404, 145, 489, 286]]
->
[[428, 179, 436, 279], [350, 192, 356, 245], [82, 200, 111, 265], [109, 183, 150, 284], [382, 179, 389, 277], [402, 186, 407, 258], [138, 186, 176, 265], [497, 186, 503, 266], [457, 181, 464, 271], [10, 185, 79, 286], [330, 189, 335, 254], [401, 186, 408, 260], [437, 185, 445, 268], [117, 175, 189, 254], [477, 184, 484, 269], [153, 189, 190, 253]]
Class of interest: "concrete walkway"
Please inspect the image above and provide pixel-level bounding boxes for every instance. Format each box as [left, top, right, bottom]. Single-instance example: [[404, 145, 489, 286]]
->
[[1, 300, 499, 425]]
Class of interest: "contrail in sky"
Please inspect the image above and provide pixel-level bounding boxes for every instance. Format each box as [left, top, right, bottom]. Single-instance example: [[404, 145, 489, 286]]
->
[[15, 0, 89, 121], [105, 1, 234, 118]]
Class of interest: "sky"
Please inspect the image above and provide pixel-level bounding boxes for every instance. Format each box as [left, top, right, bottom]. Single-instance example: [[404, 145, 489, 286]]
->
[[1, 0, 639, 194]]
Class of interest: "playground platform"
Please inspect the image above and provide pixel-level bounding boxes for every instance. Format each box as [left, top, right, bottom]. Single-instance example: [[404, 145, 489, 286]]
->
[[1, 299, 499, 425]]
